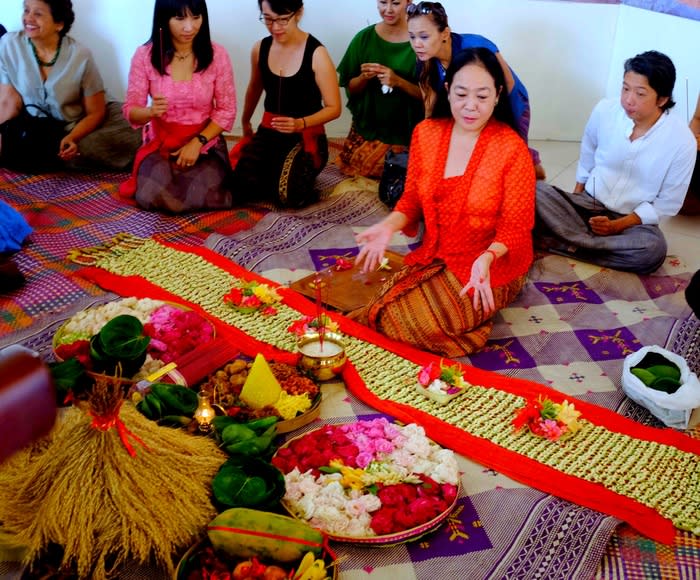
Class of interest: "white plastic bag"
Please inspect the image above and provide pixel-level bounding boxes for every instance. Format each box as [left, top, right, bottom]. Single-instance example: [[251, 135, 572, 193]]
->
[[622, 345, 700, 429]]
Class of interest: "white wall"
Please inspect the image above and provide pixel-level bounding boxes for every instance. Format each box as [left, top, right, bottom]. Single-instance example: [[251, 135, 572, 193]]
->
[[0, 0, 697, 139], [607, 4, 699, 126]]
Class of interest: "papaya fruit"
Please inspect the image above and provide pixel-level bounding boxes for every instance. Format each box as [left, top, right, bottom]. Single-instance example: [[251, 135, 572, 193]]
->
[[207, 507, 324, 563]]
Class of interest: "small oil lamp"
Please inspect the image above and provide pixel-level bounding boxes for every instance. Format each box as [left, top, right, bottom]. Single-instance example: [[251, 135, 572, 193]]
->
[[193, 390, 215, 433]]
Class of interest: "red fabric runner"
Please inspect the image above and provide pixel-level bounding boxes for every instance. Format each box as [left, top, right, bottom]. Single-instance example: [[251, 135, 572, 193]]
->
[[74, 241, 700, 544]]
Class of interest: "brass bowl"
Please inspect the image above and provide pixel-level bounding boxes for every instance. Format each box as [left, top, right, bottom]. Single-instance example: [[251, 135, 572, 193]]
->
[[297, 331, 347, 381]]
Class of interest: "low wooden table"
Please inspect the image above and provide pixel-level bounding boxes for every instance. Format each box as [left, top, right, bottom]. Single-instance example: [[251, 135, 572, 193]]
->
[[289, 250, 405, 313]]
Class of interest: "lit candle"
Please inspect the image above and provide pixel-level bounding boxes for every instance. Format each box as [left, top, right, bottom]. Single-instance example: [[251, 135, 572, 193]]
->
[[193, 390, 215, 433]]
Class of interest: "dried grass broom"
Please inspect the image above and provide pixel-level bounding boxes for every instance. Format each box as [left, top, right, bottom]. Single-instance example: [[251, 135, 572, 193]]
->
[[0, 374, 226, 579]]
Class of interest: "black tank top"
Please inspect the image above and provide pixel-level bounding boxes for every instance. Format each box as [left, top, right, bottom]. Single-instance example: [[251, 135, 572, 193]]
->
[[260, 34, 323, 118]]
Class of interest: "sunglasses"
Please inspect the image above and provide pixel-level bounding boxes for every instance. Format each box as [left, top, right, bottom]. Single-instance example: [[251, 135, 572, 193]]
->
[[406, 2, 445, 18]]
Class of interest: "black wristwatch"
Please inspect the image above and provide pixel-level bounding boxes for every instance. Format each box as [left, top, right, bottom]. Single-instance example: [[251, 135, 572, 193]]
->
[[196, 134, 208, 145]]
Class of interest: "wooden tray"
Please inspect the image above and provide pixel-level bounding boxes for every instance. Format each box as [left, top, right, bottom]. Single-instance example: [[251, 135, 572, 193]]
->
[[290, 250, 405, 313]]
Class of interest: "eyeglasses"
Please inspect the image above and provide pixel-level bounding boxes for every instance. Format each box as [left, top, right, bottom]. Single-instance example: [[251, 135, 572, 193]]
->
[[259, 10, 297, 27], [406, 2, 445, 19]]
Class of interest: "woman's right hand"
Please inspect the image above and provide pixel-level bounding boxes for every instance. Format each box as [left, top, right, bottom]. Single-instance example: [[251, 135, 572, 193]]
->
[[150, 95, 168, 118], [242, 120, 254, 138], [355, 222, 393, 273], [359, 63, 380, 81]]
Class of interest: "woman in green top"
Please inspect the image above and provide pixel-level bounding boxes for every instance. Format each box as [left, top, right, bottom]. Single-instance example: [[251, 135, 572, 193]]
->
[[336, 0, 423, 178]]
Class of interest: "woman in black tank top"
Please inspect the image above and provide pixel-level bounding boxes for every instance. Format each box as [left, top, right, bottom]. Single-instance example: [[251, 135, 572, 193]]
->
[[231, 0, 341, 208]]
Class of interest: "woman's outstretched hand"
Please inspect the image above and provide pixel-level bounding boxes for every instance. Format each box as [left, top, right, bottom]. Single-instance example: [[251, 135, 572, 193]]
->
[[460, 253, 495, 315], [355, 222, 394, 273]]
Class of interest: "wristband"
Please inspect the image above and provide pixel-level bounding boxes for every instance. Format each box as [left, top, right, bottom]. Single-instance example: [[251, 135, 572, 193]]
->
[[301, 117, 306, 130], [482, 249, 498, 262], [196, 134, 208, 145]]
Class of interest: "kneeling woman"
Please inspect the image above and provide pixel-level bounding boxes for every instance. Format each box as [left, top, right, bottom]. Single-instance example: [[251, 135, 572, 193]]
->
[[354, 47, 535, 357], [120, 0, 236, 213], [231, 0, 341, 208]]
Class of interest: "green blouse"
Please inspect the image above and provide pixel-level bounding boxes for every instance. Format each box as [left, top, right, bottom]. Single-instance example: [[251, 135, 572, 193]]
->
[[337, 25, 423, 146]]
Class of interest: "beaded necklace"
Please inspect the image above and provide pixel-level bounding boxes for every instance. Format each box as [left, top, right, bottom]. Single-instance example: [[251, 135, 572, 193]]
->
[[29, 36, 63, 67]]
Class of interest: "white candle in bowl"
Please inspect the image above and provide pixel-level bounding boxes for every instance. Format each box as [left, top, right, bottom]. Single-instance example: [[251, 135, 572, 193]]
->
[[299, 340, 343, 358]]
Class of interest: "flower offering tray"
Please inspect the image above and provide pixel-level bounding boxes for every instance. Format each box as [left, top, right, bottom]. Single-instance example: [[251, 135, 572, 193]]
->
[[273, 420, 461, 546], [414, 382, 468, 405]]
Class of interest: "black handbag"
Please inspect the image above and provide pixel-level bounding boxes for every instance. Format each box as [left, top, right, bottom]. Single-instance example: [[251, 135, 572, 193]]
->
[[378, 148, 409, 209], [0, 104, 66, 173]]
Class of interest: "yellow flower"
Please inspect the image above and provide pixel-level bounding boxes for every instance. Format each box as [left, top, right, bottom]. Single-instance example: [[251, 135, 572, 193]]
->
[[329, 460, 367, 490], [555, 400, 582, 433], [252, 283, 281, 305]]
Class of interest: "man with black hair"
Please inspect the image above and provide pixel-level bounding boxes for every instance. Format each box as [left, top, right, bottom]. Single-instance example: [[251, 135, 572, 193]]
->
[[536, 51, 696, 274]]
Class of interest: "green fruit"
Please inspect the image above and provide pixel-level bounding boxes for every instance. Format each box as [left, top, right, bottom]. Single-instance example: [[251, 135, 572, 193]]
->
[[645, 364, 681, 381], [649, 376, 682, 394], [207, 508, 324, 563], [145, 392, 163, 419], [150, 383, 198, 415], [136, 397, 153, 419], [245, 416, 279, 432], [630, 367, 656, 386], [221, 423, 257, 444]]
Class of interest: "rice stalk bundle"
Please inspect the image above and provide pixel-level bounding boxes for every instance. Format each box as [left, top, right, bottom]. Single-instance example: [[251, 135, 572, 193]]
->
[[0, 375, 226, 579]]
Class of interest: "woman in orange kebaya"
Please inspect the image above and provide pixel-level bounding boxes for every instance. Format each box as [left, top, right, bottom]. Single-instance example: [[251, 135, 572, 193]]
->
[[354, 47, 535, 357]]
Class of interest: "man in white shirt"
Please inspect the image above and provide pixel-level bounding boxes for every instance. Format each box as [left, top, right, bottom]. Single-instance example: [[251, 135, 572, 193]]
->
[[535, 50, 696, 274]]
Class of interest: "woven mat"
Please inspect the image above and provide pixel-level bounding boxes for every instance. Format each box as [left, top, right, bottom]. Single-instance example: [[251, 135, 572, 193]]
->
[[3, 159, 699, 578], [0, 167, 268, 335], [206, 181, 419, 286]]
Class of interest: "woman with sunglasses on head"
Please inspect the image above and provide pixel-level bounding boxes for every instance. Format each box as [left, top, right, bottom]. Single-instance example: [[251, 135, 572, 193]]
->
[[353, 47, 535, 357], [120, 0, 236, 213], [0, 0, 141, 171], [406, 1, 545, 180], [230, 0, 341, 208], [335, 0, 423, 178]]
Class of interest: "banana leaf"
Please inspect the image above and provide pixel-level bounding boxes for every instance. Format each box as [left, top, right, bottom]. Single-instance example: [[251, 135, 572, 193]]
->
[[212, 457, 285, 510]]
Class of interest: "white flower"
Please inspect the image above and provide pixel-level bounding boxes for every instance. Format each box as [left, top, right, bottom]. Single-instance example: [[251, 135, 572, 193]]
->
[[281, 421, 460, 538]]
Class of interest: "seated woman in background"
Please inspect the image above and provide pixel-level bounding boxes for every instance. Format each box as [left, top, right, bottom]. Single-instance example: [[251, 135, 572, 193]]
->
[[680, 92, 700, 215], [535, 51, 696, 274], [0, 0, 141, 171], [120, 0, 236, 213], [353, 47, 536, 357], [335, 0, 423, 178], [231, 0, 341, 208], [406, 1, 545, 180]]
